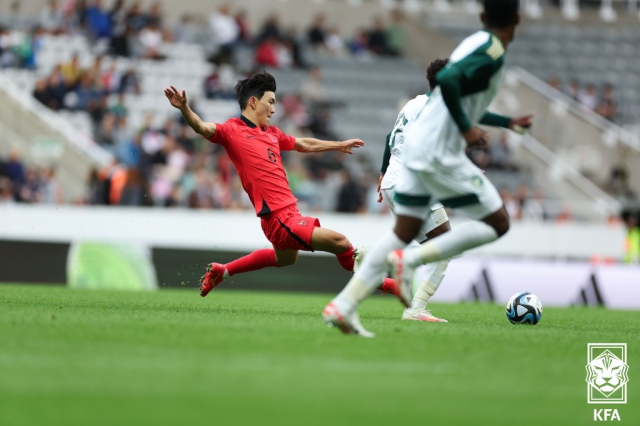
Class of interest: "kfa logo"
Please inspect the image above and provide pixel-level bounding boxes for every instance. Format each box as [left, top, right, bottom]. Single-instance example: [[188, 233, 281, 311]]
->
[[586, 343, 628, 404], [593, 409, 621, 421]]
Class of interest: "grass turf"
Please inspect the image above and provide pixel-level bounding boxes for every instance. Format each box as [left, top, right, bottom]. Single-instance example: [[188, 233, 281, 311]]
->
[[0, 284, 638, 426]]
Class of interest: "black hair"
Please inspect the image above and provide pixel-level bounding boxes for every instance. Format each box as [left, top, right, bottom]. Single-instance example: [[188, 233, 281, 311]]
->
[[483, 0, 519, 28], [234, 71, 277, 110], [426, 58, 449, 92]]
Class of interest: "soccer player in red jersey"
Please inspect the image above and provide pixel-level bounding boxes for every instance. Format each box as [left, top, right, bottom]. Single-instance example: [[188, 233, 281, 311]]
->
[[164, 71, 396, 304]]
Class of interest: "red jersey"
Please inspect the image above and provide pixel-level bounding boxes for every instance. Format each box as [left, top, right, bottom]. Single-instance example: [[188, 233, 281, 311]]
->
[[208, 116, 297, 216]]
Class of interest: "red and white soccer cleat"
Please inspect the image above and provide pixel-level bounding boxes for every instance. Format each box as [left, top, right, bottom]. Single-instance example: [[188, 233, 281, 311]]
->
[[322, 302, 375, 338], [199, 263, 226, 297], [402, 308, 448, 323], [386, 249, 413, 308], [379, 278, 396, 295]]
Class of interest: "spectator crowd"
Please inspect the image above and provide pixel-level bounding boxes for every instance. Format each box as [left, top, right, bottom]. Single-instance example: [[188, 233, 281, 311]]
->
[[1, 1, 407, 214], [2, 1, 408, 71], [0, 146, 63, 205], [0, 2, 584, 222], [548, 77, 618, 123], [3, 0, 173, 61]]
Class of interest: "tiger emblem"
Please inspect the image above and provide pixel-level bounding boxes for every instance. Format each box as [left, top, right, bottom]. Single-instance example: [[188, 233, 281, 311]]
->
[[585, 349, 629, 397]]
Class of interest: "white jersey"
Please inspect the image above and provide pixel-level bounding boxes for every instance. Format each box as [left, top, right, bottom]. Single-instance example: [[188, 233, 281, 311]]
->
[[380, 94, 428, 190], [403, 30, 506, 173]]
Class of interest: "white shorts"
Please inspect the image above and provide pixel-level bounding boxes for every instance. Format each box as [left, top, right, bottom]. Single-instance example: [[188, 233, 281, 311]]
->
[[392, 162, 503, 221], [381, 187, 448, 240]]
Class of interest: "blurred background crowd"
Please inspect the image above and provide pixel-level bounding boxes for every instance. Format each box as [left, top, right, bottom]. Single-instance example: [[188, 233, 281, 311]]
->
[[548, 78, 617, 123], [0, 0, 636, 240], [0, 0, 420, 215]]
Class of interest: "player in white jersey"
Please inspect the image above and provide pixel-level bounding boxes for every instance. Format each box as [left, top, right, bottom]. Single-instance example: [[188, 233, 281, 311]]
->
[[376, 59, 452, 323], [323, 0, 534, 336]]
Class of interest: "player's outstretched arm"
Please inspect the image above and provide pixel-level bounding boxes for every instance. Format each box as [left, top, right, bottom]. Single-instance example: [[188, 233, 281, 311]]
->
[[293, 137, 364, 154], [164, 86, 216, 139], [508, 113, 535, 134], [479, 112, 534, 134]]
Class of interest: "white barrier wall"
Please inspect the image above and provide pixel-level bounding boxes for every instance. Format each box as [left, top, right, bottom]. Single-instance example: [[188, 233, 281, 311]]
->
[[594, 266, 640, 310], [1, 205, 636, 309], [485, 260, 592, 306], [428, 259, 640, 310], [0, 205, 626, 259], [429, 258, 485, 303]]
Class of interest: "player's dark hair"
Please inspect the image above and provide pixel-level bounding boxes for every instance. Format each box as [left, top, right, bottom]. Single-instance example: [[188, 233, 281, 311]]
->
[[234, 71, 277, 110], [483, 0, 519, 28], [426, 58, 449, 91]]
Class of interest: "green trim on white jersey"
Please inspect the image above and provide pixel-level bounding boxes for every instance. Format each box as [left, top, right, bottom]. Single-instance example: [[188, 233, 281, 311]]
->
[[402, 30, 507, 173], [380, 93, 429, 190]]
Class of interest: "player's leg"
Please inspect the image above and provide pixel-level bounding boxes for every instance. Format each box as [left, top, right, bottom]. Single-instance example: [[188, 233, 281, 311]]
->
[[403, 209, 508, 268], [200, 205, 309, 297], [316, 213, 421, 337], [310, 225, 361, 272], [310, 227, 351, 253], [378, 190, 452, 320], [400, 165, 508, 270], [325, 171, 436, 313], [385, 207, 433, 303], [199, 247, 283, 297], [386, 163, 505, 308], [374, 188, 414, 295], [311, 226, 397, 292], [273, 248, 299, 266], [404, 206, 452, 322], [322, 228, 407, 336], [324, 168, 440, 335], [380, 173, 444, 303], [377, 186, 430, 297], [481, 206, 511, 236], [424, 219, 451, 240], [325, 201, 430, 323], [312, 227, 397, 338]]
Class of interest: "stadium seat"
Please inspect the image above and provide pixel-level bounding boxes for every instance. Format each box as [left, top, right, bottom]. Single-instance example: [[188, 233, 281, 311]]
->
[[434, 22, 640, 129]]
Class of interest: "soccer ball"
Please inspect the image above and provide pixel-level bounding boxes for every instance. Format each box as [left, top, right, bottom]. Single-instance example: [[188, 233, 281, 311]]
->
[[505, 292, 543, 325]]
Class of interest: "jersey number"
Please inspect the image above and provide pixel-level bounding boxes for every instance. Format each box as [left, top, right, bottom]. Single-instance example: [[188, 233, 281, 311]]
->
[[267, 148, 277, 163], [390, 114, 408, 149]]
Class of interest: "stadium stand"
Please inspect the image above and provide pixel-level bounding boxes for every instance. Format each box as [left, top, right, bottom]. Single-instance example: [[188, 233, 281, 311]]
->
[[435, 23, 639, 125], [1, 0, 639, 224], [0, 1, 434, 213]]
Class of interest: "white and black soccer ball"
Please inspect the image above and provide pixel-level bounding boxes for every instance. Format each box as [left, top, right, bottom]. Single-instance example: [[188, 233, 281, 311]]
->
[[505, 292, 543, 325]]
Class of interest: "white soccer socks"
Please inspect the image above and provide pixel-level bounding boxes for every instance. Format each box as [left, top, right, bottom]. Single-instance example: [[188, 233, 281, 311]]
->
[[410, 258, 450, 310], [404, 221, 498, 268], [332, 221, 497, 315], [332, 230, 406, 313]]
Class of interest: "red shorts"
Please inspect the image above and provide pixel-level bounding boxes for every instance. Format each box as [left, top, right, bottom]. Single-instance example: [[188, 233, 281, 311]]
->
[[260, 204, 320, 251]]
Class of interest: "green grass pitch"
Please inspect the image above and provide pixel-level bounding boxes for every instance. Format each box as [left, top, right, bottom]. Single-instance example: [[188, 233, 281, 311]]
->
[[1, 284, 638, 426]]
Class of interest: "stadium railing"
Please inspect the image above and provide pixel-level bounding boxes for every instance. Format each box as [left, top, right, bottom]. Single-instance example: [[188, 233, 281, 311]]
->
[[515, 133, 621, 220], [495, 68, 640, 199], [0, 73, 112, 202], [403, 20, 626, 219]]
